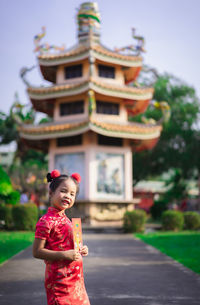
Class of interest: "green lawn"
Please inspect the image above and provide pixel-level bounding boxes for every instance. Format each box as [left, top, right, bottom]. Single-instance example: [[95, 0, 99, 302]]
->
[[135, 231, 200, 274], [0, 231, 34, 265]]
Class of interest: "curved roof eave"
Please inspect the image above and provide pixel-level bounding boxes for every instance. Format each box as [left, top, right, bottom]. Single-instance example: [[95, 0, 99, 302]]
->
[[89, 123, 161, 140], [19, 119, 162, 141], [27, 79, 154, 101], [38, 44, 143, 68], [19, 126, 90, 141]]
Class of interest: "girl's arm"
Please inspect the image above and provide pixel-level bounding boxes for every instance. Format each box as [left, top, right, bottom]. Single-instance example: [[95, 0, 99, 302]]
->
[[33, 238, 81, 261]]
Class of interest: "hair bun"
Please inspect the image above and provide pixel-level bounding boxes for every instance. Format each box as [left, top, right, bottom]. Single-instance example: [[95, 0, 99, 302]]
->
[[47, 170, 60, 183], [51, 169, 60, 179], [71, 173, 81, 183], [47, 173, 53, 182]]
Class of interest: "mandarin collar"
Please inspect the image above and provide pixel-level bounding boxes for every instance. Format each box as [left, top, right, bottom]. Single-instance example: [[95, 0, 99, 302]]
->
[[48, 206, 66, 217]]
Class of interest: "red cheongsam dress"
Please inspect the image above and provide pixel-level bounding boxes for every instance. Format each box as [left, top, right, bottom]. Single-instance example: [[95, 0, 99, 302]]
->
[[35, 207, 90, 305]]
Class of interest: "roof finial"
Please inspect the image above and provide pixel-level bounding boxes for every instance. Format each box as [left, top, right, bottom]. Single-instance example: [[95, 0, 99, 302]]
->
[[77, 2, 101, 44]]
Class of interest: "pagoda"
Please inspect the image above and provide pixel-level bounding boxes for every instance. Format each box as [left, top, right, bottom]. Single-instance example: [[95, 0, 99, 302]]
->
[[19, 2, 162, 225]]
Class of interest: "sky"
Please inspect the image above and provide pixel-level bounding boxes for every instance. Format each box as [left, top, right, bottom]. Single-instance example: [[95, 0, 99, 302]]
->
[[0, 0, 200, 115]]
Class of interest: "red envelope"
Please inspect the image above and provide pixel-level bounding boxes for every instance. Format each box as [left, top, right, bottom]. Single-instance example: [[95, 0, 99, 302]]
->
[[72, 218, 83, 251]]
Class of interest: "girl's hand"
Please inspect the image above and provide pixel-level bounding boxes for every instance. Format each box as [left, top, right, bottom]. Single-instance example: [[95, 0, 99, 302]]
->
[[80, 245, 89, 256], [64, 249, 82, 261]]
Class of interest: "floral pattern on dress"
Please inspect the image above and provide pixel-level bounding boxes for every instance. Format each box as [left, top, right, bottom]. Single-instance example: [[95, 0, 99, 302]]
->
[[35, 207, 90, 305]]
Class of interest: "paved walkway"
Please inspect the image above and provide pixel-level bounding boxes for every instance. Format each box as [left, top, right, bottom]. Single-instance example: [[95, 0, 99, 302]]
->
[[0, 232, 200, 305]]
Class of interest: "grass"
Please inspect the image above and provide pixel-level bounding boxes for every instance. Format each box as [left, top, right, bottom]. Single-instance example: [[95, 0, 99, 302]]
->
[[135, 231, 200, 274], [0, 231, 34, 265]]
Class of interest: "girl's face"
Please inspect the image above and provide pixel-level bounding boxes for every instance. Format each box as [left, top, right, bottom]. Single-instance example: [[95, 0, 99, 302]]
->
[[50, 179, 77, 211]]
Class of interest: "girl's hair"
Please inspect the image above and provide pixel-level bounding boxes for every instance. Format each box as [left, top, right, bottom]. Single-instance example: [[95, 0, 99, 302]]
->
[[46, 173, 80, 195]]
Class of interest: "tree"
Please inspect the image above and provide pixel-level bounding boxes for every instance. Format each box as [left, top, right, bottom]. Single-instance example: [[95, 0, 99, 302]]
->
[[0, 93, 36, 160], [0, 111, 18, 145], [0, 165, 20, 204], [0, 94, 49, 204], [132, 73, 200, 185], [162, 168, 187, 204], [0, 93, 50, 163]]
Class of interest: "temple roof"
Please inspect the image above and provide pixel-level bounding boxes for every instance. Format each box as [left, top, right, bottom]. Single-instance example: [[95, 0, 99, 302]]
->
[[27, 78, 154, 101], [38, 44, 142, 66], [19, 117, 161, 152], [19, 117, 162, 142], [38, 44, 143, 83]]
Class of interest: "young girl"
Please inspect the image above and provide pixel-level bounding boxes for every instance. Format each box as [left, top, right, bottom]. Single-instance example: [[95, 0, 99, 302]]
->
[[33, 170, 90, 305]]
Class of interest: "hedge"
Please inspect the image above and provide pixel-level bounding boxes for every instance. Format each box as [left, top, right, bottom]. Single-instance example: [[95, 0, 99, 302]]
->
[[162, 210, 184, 231], [0, 204, 13, 229], [184, 212, 200, 230], [123, 209, 147, 233], [12, 204, 38, 231]]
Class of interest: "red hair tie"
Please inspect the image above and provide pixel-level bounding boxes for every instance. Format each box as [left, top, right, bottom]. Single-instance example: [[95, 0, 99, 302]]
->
[[71, 173, 81, 183], [51, 169, 60, 179]]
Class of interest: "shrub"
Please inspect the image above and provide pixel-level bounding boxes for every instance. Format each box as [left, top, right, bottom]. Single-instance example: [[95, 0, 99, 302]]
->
[[162, 210, 184, 231], [0, 204, 6, 221], [184, 212, 200, 230], [12, 203, 38, 231], [123, 209, 147, 233], [0, 204, 14, 229], [0, 166, 20, 204], [150, 199, 168, 220], [4, 191, 20, 205]]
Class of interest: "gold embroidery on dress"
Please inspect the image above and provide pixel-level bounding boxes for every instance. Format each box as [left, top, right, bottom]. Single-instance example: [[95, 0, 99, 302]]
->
[[73, 279, 85, 300]]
